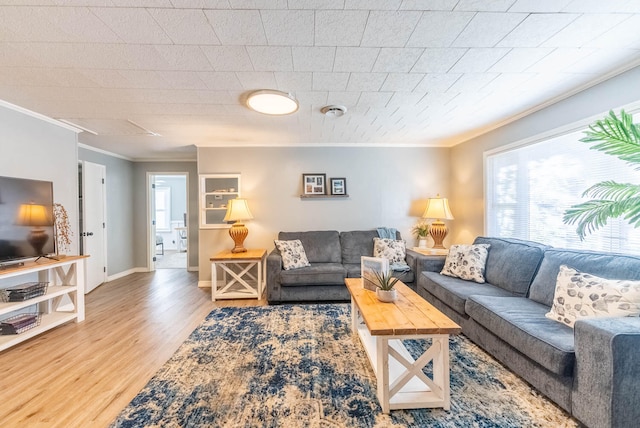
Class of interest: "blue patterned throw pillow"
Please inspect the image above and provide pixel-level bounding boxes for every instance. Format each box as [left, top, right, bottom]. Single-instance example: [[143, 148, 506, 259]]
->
[[373, 238, 407, 264], [274, 239, 311, 270], [441, 244, 490, 283]]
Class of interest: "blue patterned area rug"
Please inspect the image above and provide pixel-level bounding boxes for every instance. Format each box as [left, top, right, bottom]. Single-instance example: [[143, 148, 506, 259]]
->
[[111, 304, 577, 428]]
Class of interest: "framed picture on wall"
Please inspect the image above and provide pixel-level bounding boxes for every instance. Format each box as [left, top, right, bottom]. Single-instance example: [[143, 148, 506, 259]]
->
[[302, 173, 326, 195], [330, 178, 347, 195]]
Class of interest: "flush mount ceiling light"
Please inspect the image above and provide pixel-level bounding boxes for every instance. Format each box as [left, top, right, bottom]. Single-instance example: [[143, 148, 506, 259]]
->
[[246, 90, 299, 115], [321, 105, 347, 118]]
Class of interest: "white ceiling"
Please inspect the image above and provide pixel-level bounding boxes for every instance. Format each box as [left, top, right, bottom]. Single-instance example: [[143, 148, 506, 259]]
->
[[1, 1, 640, 160]]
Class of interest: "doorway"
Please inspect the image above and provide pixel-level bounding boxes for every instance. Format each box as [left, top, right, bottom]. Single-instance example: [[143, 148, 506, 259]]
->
[[148, 173, 188, 270]]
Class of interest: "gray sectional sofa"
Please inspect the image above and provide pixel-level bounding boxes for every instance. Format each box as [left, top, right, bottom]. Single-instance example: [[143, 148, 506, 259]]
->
[[267, 230, 416, 303], [416, 236, 640, 428]]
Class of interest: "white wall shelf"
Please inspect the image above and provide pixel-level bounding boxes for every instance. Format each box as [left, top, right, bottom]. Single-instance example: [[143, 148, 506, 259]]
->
[[199, 174, 241, 229]]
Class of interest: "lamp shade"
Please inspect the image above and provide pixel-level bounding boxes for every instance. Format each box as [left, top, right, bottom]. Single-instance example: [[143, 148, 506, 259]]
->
[[16, 203, 53, 227], [422, 195, 454, 220], [223, 198, 254, 223]]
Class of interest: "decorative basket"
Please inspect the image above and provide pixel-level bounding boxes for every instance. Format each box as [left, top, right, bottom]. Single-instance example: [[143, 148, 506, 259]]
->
[[0, 312, 42, 335], [0, 282, 48, 302]]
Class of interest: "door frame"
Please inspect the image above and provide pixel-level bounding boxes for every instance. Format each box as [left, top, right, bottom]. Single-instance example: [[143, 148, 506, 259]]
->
[[147, 172, 189, 271], [80, 160, 108, 287]]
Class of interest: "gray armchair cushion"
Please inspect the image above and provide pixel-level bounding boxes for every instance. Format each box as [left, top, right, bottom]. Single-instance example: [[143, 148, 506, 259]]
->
[[278, 230, 341, 263], [473, 236, 548, 296], [420, 271, 514, 315], [279, 263, 346, 286], [528, 248, 640, 307], [465, 295, 575, 376]]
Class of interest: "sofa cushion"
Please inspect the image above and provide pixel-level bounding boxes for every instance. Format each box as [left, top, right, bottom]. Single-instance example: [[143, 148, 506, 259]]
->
[[529, 248, 640, 307], [274, 239, 311, 270], [473, 237, 548, 296], [465, 295, 575, 376], [278, 230, 341, 264], [340, 230, 378, 264], [546, 265, 640, 327], [420, 271, 515, 316], [441, 244, 490, 283], [343, 263, 361, 278], [279, 263, 346, 286]]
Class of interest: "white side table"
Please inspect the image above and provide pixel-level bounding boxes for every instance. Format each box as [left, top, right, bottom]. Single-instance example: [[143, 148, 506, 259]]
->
[[210, 249, 266, 301]]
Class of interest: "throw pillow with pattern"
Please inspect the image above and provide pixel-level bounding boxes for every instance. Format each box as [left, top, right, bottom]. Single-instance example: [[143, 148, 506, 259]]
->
[[440, 244, 490, 283], [274, 239, 311, 270], [545, 265, 640, 328], [373, 238, 407, 265]]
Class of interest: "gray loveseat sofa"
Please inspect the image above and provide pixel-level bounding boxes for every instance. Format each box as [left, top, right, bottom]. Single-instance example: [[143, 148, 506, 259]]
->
[[416, 236, 640, 428], [267, 230, 415, 303]]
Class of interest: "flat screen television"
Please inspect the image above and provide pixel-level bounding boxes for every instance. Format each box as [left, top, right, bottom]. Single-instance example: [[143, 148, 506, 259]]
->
[[0, 176, 55, 267]]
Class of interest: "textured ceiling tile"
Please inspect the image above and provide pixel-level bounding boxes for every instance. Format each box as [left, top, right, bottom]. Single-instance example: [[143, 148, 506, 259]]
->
[[360, 11, 421, 47], [90, 8, 172, 44], [296, 90, 329, 106], [358, 91, 393, 107], [313, 72, 350, 91], [386, 92, 425, 107], [449, 48, 511, 73], [380, 73, 424, 91], [0, 7, 66, 43], [497, 13, 579, 48], [274, 72, 313, 91], [204, 10, 267, 45], [197, 72, 243, 90], [412, 48, 467, 72], [157, 71, 209, 90], [373, 48, 423, 72], [454, 0, 516, 12], [148, 8, 220, 45], [406, 11, 474, 48], [333, 47, 379, 72], [346, 0, 402, 10], [480, 72, 534, 93], [288, 0, 345, 9], [44, 7, 121, 43], [561, 0, 633, 13], [201, 46, 253, 71], [489, 48, 553, 72], [235, 71, 277, 89], [447, 73, 498, 92], [586, 15, 640, 48], [526, 48, 595, 72], [229, 0, 287, 8], [169, 0, 231, 8], [0, 42, 45, 67], [346, 72, 387, 91], [542, 14, 631, 48], [292, 47, 336, 71], [452, 12, 527, 47], [508, 0, 572, 13], [413, 73, 460, 92], [110, 0, 173, 5], [327, 91, 361, 106], [399, 0, 457, 10], [247, 46, 293, 71], [261, 10, 314, 46], [563, 49, 637, 75], [153, 45, 214, 71], [104, 70, 169, 89], [315, 10, 369, 46]]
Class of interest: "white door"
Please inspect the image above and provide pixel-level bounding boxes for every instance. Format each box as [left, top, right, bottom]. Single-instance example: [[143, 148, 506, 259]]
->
[[81, 161, 107, 293]]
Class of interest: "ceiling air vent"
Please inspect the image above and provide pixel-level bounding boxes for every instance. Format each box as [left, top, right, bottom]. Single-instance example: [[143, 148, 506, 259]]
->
[[321, 105, 347, 118]]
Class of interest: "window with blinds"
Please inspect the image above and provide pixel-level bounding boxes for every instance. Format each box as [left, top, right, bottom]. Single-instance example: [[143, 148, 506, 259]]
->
[[485, 129, 640, 255]]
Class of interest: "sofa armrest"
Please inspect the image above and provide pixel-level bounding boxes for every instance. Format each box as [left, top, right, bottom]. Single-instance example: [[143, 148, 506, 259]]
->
[[266, 250, 283, 303], [572, 317, 640, 428], [406, 249, 446, 274]]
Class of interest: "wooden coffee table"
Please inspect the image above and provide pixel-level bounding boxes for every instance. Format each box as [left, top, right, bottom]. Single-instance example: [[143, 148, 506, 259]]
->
[[345, 278, 461, 413]]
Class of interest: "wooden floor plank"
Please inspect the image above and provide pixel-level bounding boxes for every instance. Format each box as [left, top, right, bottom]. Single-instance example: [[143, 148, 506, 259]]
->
[[0, 269, 265, 428]]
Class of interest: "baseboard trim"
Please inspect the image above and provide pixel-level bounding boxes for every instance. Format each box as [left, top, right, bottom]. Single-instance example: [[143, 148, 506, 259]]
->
[[198, 280, 212, 288], [107, 267, 148, 282]]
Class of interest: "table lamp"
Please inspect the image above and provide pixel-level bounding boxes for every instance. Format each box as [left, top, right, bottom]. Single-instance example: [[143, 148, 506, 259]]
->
[[16, 203, 53, 255], [223, 198, 253, 253], [422, 195, 454, 249]]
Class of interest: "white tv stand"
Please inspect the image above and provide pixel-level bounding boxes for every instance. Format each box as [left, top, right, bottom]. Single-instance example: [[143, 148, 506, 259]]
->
[[0, 256, 87, 352]]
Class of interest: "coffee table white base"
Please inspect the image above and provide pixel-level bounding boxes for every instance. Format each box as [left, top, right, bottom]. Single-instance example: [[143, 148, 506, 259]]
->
[[351, 300, 451, 413]]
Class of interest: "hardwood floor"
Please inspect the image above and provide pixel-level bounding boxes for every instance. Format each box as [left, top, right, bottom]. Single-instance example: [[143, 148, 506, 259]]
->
[[0, 269, 266, 428]]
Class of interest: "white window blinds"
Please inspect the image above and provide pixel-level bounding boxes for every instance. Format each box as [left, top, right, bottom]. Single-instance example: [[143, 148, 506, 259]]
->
[[486, 129, 640, 255]]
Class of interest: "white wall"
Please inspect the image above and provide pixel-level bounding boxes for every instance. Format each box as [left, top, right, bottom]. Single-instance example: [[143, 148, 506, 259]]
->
[[450, 65, 640, 245], [197, 146, 449, 281], [0, 103, 79, 255]]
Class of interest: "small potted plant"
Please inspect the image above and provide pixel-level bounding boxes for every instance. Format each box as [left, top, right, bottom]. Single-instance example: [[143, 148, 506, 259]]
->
[[373, 270, 399, 302], [412, 222, 430, 249]]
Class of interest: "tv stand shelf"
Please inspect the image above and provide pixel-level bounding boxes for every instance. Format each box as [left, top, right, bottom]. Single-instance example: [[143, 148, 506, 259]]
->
[[0, 256, 87, 352]]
